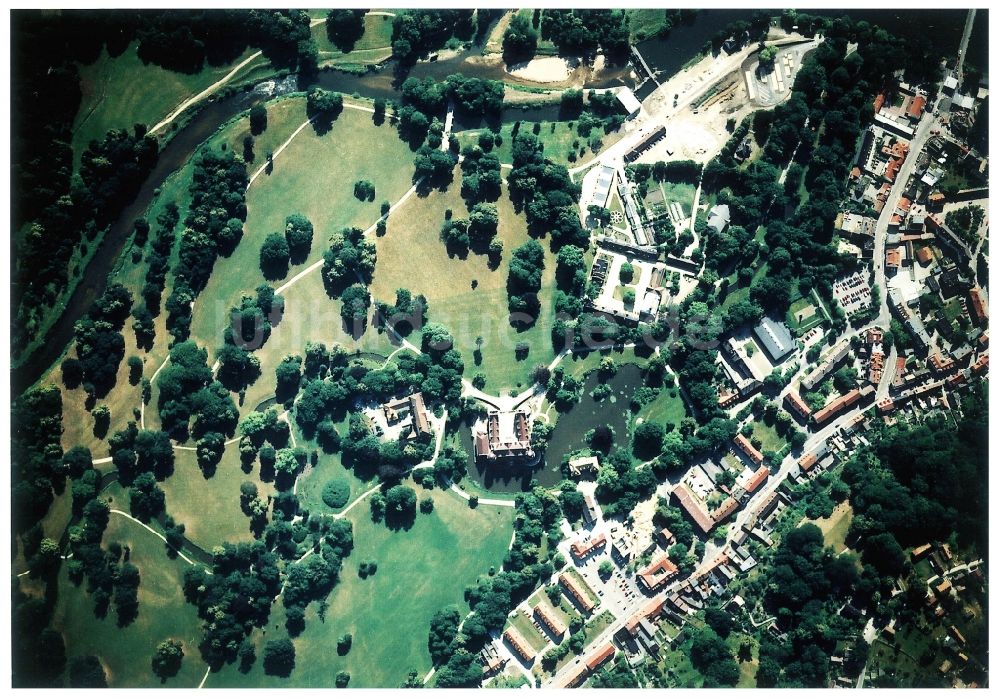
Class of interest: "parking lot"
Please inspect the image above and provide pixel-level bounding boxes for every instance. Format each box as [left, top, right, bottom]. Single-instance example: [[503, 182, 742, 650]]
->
[[833, 271, 873, 316], [574, 549, 644, 618]]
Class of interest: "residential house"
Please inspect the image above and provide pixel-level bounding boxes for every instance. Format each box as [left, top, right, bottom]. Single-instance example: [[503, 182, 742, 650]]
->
[[637, 555, 679, 593], [503, 627, 536, 663], [813, 385, 875, 426], [734, 434, 764, 466], [706, 204, 731, 234]]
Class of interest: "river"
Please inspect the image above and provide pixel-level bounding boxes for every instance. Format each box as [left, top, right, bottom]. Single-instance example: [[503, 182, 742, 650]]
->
[[13, 8, 981, 395]]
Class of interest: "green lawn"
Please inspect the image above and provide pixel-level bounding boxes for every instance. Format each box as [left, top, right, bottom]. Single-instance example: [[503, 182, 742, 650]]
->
[[190, 102, 415, 355], [159, 446, 276, 550], [526, 587, 580, 630], [312, 12, 394, 67], [637, 386, 688, 428], [787, 296, 824, 335], [812, 501, 853, 553], [751, 421, 786, 454], [185, 101, 416, 419], [370, 176, 559, 394], [456, 120, 600, 169], [507, 610, 550, 652], [48, 511, 207, 688], [205, 483, 515, 688], [73, 41, 265, 164], [295, 417, 380, 516], [658, 181, 697, 216]]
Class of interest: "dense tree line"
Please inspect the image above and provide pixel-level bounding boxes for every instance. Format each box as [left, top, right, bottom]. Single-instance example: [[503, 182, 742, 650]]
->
[[457, 487, 562, 651], [134, 10, 315, 74], [502, 13, 538, 63], [842, 380, 987, 552], [325, 9, 366, 53], [539, 10, 631, 62], [506, 133, 587, 248], [135, 202, 181, 348], [321, 227, 376, 296], [67, 283, 133, 398], [13, 126, 158, 354], [704, 16, 948, 327], [507, 240, 545, 319], [166, 151, 248, 342], [758, 523, 863, 687], [390, 10, 474, 66], [12, 386, 64, 535]]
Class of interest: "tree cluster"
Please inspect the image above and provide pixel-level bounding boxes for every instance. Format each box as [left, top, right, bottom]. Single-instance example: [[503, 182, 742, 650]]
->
[[166, 151, 248, 342]]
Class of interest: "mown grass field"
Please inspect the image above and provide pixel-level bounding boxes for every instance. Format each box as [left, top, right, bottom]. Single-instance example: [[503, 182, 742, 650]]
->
[[312, 12, 394, 67], [751, 420, 786, 454], [508, 610, 550, 653], [812, 501, 853, 554], [73, 42, 264, 164], [206, 483, 515, 688], [189, 102, 415, 354], [370, 176, 559, 393], [637, 386, 688, 428], [50, 510, 207, 688], [159, 446, 276, 550]]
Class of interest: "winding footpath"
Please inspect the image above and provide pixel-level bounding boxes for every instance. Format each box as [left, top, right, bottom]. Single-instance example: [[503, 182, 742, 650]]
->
[[148, 17, 326, 136]]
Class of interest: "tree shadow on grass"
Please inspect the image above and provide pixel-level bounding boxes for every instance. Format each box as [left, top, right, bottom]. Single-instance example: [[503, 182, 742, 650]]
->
[[384, 507, 416, 532]]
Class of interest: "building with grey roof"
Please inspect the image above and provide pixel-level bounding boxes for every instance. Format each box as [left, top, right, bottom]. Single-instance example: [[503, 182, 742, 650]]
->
[[590, 164, 616, 208], [706, 204, 731, 234], [753, 316, 796, 362]]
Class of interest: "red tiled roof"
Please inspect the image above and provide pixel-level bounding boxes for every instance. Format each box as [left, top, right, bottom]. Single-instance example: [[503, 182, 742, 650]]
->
[[534, 603, 567, 637], [885, 158, 902, 182], [930, 353, 955, 374], [972, 354, 989, 376], [916, 246, 933, 264], [798, 452, 818, 471], [559, 573, 595, 613], [638, 555, 679, 592], [744, 465, 769, 494], [897, 197, 912, 212], [886, 247, 902, 266], [643, 596, 665, 619], [873, 93, 885, 113], [877, 398, 896, 415], [673, 483, 714, 534], [558, 664, 589, 688], [571, 533, 606, 560], [908, 94, 926, 118], [712, 496, 739, 523], [968, 288, 987, 325], [503, 627, 536, 663], [734, 434, 764, 465], [814, 387, 870, 425], [585, 643, 616, 671], [785, 390, 812, 417]]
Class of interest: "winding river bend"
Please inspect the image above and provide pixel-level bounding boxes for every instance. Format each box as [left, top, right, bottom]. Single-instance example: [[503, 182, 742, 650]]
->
[[15, 8, 979, 395]]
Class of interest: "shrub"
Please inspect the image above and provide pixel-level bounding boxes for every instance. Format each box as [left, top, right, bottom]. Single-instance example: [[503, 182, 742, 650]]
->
[[321, 478, 351, 509]]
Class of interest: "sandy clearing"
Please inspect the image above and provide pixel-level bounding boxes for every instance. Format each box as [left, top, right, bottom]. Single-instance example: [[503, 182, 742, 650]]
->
[[506, 56, 580, 83]]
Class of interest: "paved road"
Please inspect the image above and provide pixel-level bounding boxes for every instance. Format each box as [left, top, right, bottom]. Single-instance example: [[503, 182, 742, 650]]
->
[[871, 109, 937, 328], [568, 42, 769, 178], [956, 9, 977, 82]]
